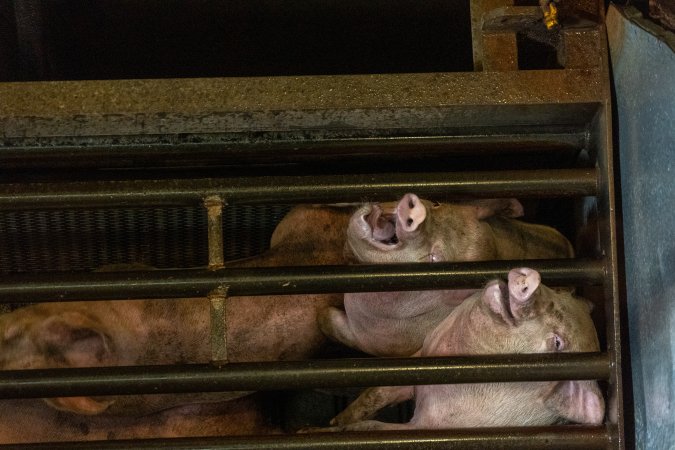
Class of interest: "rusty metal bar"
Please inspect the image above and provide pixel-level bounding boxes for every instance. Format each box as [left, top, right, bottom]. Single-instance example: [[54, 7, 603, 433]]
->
[[204, 195, 229, 364], [0, 258, 604, 303], [208, 287, 229, 365], [0, 353, 610, 399], [204, 195, 225, 270], [0, 169, 598, 210], [0, 426, 611, 450]]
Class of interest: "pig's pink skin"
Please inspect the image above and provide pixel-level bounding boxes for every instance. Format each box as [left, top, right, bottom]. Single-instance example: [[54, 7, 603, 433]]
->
[[0, 394, 281, 444], [321, 195, 574, 357], [328, 268, 605, 430], [0, 205, 353, 417]]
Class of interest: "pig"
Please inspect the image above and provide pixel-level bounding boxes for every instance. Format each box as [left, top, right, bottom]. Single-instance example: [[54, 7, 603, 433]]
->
[[319, 193, 574, 357], [321, 268, 604, 430], [0, 394, 280, 444], [0, 204, 353, 417]]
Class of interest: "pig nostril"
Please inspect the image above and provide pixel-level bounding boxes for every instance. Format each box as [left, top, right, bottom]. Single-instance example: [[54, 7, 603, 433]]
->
[[409, 200, 415, 209], [407, 218, 413, 227]]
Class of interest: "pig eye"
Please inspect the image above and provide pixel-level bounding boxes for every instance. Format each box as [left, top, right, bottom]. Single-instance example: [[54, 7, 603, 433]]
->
[[549, 334, 565, 352], [432, 201, 441, 209]]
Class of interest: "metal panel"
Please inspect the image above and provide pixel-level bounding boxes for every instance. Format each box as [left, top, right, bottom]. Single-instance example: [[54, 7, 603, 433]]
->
[[608, 5, 675, 450]]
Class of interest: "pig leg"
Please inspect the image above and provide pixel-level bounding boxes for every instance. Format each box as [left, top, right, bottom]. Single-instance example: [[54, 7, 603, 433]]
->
[[340, 420, 413, 431], [317, 307, 361, 350], [331, 386, 414, 426], [300, 420, 411, 433]]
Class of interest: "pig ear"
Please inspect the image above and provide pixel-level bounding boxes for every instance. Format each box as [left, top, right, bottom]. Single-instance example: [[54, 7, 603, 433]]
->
[[482, 280, 514, 325], [472, 199, 524, 220], [507, 268, 541, 319], [36, 312, 116, 415], [543, 380, 605, 425], [36, 311, 113, 367], [44, 396, 114, 415]]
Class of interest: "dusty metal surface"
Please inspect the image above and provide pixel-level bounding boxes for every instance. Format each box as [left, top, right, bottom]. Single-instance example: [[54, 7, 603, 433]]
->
[[0, 71, 603, 139], [608, 5, 675, 450]]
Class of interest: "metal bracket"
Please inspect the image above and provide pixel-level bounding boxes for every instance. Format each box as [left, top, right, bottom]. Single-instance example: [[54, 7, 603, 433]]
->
[[477, 5, 600, 71]]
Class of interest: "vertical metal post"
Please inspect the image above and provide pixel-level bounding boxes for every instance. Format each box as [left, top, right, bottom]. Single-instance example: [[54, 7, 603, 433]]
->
[[204, 195, 228, 364], [470, 0, 513, 71]]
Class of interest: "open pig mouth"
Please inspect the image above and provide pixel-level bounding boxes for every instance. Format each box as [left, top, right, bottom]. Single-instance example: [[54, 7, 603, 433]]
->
[[364, 204, 399, 246]]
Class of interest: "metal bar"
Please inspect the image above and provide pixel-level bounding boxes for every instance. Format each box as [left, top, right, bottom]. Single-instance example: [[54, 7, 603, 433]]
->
[[0, 132, 586, 169], [208, 287, 229, 363], [204, 195, 229, 364], [0, 426, 611, 450], [204, 195, 225, 270], [0, 353, 610, 399], [0, 258, 605, 303], [0, 169, 598, 210]]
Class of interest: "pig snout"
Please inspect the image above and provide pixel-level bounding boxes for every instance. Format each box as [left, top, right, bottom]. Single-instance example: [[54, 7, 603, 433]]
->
[[507, 268, 541, 304], [396, 193, 426, 235]]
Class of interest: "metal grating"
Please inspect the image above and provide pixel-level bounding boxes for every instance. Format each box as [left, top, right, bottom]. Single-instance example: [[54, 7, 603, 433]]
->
[[0, 205, 290, 274]]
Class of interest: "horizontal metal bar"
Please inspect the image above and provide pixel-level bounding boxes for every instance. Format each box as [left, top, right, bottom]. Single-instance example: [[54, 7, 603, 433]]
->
[[0, 132, 586, 169], [0, 426, 611, 450], [0, 169, 597, 209], [0, 353, 610, 399], [0, 259, 604, 303]]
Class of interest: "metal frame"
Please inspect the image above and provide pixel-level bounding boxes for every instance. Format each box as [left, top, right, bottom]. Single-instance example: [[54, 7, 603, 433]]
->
[[0, 2, 624, 448]]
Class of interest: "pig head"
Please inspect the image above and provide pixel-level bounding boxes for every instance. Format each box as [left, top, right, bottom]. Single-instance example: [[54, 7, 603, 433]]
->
[[327, 268, 604, 430], [320, 194, 574, 356], [344, 194, 572, 263], [0, 204, 353, 417]]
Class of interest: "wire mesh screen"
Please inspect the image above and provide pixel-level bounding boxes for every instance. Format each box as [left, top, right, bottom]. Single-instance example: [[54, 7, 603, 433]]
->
[[0, 205, 291, 274]]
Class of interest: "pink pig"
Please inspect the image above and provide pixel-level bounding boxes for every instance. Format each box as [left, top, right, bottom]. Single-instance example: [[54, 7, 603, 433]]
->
[[326, 268, 604, 430], [320, 194, 574, 356]]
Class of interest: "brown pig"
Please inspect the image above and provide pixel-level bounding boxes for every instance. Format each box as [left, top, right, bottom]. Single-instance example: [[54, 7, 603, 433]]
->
[[0, 205, 353, 417], [320, 194, 574, 356], [324, 268, 604, 430], [0, 394, 280, 444]]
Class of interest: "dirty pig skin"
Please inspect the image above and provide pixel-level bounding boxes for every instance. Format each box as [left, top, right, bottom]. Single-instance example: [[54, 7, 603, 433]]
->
[[321, 268, 604, 430], [320, 194, 574, 357], [0, 394, 280, 444], [0, 205, 353, 417]]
